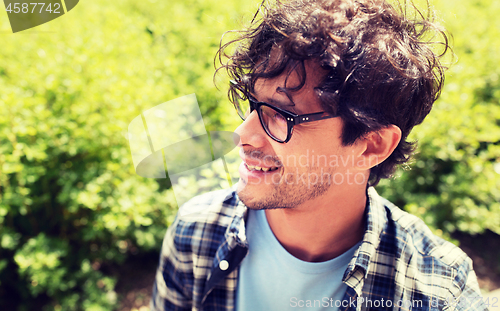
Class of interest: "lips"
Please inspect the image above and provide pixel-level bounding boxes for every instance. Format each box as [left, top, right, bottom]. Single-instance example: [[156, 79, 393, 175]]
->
[[244, 163, 280, 172], [239, 148, 282, 176]]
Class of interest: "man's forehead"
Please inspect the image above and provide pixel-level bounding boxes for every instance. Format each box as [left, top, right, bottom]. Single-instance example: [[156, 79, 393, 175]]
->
[[254, 60, 328, 91], [253, 59, 327, 108]]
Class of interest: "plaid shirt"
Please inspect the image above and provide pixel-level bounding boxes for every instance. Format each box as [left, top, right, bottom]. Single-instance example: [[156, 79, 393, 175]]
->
[[151, 187, 487, 311]]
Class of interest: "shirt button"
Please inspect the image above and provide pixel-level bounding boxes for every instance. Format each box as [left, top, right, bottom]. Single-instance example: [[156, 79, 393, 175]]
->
[[219, 260, 229, 271]]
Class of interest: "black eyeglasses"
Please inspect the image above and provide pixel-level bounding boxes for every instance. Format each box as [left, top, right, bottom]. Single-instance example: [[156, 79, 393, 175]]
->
[[230, 80, 338, 143]]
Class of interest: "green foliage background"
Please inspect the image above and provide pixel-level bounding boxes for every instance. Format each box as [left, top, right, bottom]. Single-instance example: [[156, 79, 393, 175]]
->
[[0, 0, 498, 310], [377, 0, 500, 237], [0, 0, 253, 309]]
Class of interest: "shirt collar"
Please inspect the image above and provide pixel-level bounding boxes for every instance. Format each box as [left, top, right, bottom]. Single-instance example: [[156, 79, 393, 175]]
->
[[225, 188, 248, 247], [343, 187, 389, 284]]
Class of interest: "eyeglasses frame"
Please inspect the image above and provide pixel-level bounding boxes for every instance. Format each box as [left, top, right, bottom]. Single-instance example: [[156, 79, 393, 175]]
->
[[247, 97, 338, 143]]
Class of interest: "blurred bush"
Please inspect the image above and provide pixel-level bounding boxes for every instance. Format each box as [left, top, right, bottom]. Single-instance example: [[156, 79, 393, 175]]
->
[[0, 0, 253, 309], [377, 0, 500, 237]]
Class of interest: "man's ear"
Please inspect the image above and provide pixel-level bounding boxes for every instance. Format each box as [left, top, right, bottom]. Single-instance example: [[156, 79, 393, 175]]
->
[[356, 125, 402, 169]]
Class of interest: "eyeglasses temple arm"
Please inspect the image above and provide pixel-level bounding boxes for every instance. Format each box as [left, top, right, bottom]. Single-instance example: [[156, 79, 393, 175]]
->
[[295, 112, 337, 124]]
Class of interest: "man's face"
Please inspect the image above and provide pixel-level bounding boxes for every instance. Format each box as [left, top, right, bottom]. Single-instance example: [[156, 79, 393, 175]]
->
[[235, 61, 368, 210]]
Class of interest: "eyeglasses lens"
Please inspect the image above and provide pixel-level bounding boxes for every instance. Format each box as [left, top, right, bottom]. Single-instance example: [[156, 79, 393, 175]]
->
[[233, 91, 288, 142], [238, 100, 250, 119], [232, 90, 250, 120], [260, 105, 288, 142]]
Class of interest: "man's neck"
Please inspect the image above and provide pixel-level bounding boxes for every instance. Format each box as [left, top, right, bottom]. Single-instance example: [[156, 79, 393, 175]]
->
[[264, 184, 367, 262]]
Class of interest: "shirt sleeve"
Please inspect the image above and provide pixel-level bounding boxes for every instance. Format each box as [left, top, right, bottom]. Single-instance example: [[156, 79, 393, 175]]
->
[[446, 259, 488, 311], [150, 217, 193, 311]]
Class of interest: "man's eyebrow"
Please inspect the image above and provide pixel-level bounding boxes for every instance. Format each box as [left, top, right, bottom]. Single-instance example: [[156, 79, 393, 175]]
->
[[265, 97, 302, 114], [267, 97, 294, 107]]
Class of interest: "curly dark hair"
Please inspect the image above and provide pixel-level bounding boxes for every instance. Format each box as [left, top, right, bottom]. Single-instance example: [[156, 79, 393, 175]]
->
[[216, 0, 450, 186]]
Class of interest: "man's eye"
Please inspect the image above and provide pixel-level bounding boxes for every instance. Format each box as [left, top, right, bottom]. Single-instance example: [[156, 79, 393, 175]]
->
[[273, 112, 287, 123]]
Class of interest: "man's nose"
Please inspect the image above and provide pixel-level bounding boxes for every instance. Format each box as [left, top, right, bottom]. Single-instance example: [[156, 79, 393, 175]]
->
[[234, 110, 267, 149]]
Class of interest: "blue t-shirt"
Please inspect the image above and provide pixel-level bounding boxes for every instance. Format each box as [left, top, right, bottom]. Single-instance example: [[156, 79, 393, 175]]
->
[[236, 209, 360, 311]]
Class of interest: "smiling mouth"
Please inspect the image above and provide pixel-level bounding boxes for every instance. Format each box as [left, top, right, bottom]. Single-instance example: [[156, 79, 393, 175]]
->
[[244, 163, 280, 172]]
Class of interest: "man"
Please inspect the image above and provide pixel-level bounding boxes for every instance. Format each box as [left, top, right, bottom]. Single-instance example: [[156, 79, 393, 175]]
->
[[151, 0, 487, 310]]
